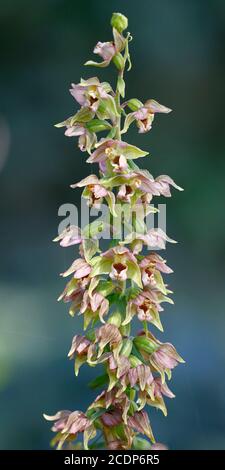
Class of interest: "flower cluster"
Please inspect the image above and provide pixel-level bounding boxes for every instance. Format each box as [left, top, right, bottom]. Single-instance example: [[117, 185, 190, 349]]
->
[[44, 12, 184, 450]]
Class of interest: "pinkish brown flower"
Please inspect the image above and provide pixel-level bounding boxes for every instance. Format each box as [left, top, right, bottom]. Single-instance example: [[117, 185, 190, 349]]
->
[[96, 323, 122, 357], [80, 290, 109, 323], [85, 28, 126, 68], [43, 409, 93, 449], [127, 99, 172, 134], [65, 123, 97, 153], [87, 139, 148, 174], [120, 364, 154, 395], [68, 335, 92, 358], [140, 253, 173, 279], [71, 174, 116, 216], [150, 342, 185, 380], [43, 410, 71, 432], [94, 41, 116, 62], [61, 258, 92, 279], [54, 225, 82, 248], [108, 353, 131, 380], [91, 245, 142, 288], [70, 77, 111, 112], [128, 410, 155, 442], [124, 228, 177, 254], [138, 376, 175, 415]]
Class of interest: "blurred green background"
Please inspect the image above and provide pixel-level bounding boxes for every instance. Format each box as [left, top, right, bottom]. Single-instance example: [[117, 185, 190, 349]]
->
[[0, 0, 225, 450]]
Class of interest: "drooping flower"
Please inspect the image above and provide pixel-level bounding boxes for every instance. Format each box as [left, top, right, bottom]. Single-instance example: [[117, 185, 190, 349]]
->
[[140, 253, 173, 281], [120, 364, 154, 395], [70, 174, 117, 216], [80, 289, 109, 325], [64, 123, 97, 153], [87, 139, 148, 174], [124, 99, 172, 134], [68, 335, 92, 358], [85, 27, 126, 68], [137, 377, 175, 415], [96, 323, 122, 358], [150, 342, 185, 379], [43, 410, 93, 449], [133, 100, 172, 133], [123, 227, 177, 254], [70, 77, 111, 111], [61, 258, 92, 279], [54, 225, 82, 248], [128, 410, 155, 442]]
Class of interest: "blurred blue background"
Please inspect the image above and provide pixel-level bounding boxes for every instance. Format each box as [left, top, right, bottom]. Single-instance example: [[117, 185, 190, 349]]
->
[[0, 0, 225, 450]]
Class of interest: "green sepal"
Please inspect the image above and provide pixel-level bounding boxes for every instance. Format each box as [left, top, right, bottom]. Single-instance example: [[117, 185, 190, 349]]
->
[[126, 98, 143, 111], [133, 336, 158, 355], [86, 119, 112, 133]]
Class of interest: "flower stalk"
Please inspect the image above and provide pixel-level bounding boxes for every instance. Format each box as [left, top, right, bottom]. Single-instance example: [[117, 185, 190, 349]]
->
[[44, 12, 184, 451]]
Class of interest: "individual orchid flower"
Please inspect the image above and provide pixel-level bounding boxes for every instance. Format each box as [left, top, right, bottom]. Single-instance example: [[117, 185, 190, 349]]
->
[[128, 410, 155, 443], [85, 26, 126, 68], [70, 174, 117, 216], [80, 289, 109, 327], [96, 323, 122, 358], [124, 290, 165, 331], [113, 169, 182, 205], [142, 377, 175, 416], [64, 123, 97, 153], [133, 100, 172, 134], [53, 225, 82, 247], [123, 227, 177, 254], [87, 138, 148, 174], [119, 364, 154, 396], [43, 410, 93, 449], [91, 245, 142, 288], [150, 342, 185, 380], [61, 258, 92, 280], [123, 99, 172, 134], [70, 77, 119, 123], [70, 77, 111, 112]]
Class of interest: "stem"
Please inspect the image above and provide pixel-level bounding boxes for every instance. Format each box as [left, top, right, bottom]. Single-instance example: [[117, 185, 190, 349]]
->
[[115, 69, 124, 140], [143, 320, 148, 335]]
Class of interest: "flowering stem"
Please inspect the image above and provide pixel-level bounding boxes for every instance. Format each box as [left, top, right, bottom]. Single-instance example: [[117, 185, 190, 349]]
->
[[44, 11, 184, 452]]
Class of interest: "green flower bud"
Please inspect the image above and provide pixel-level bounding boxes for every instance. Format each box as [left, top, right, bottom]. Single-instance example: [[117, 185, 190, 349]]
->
[[120, 338, 133, 357], [113, 52, 125, 71], [86, 119, 112, 133], [108, 311, 122, 327], [133, 336, 158, 354], [111, 12, 128, 33]]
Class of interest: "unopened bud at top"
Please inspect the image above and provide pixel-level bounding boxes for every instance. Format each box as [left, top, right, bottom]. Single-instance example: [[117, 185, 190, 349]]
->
[[111, 12, 128, 33]]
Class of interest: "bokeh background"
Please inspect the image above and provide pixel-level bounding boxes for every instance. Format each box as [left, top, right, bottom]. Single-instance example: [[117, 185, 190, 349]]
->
[[0, 0, 225, 450]]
